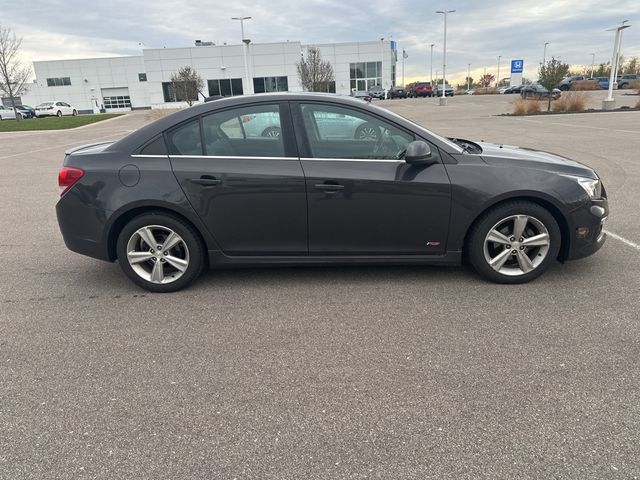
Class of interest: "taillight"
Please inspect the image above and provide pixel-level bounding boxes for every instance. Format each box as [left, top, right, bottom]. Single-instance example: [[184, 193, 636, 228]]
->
[[58, 167, 84, 196]]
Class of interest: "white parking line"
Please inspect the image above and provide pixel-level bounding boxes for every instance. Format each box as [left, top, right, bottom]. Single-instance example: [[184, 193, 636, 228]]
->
[[605, 230, 640, 251]]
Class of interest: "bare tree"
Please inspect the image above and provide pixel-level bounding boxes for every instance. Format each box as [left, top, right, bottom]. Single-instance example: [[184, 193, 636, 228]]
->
[[297, 47, 335, 92], [477, 74, 495, 88], [538, 57, 569, 111], [170, 66, 204, 106], [0, 24, 32, 121]]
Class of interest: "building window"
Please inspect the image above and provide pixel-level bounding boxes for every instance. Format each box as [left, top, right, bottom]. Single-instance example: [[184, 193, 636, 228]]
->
[[138, 73, 147, 82], [103, 96, 132, 109], [253, 76, 289, 93], [349, 62, 381, 91], [46, 77, 71, 87], [207, 78, 243, 97], [162, 82, 199, 102]]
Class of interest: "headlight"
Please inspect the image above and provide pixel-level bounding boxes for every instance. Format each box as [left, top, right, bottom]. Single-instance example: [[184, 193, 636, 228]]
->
[[561, 175, 601, 199]]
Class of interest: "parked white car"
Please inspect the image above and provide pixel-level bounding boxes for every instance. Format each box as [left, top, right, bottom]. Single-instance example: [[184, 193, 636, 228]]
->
[[35, 101, 78, 118], [0, 104, 18, 120]]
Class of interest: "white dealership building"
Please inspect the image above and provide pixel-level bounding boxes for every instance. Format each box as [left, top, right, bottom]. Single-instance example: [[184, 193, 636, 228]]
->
[[19, 40, 399, 113]]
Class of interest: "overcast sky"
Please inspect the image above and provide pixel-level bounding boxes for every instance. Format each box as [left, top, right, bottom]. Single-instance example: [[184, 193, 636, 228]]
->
[[4, 0, 639, 83]]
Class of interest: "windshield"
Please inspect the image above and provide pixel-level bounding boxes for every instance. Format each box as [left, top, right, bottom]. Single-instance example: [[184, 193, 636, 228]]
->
[[367, 103, 463, 153]]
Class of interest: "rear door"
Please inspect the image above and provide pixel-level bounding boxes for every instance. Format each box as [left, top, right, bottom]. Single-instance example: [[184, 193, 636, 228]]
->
[[167, 102, 307, 255], [293, 101, 451, 255]]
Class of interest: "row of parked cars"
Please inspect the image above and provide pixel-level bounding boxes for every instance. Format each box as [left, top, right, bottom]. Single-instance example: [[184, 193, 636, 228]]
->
[[0, 101, 79, 120], [352, 82, 456, 102], [558, 74, 639, 91]]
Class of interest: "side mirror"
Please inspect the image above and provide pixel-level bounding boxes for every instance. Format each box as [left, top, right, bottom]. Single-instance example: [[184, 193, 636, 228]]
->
[[405, 140, 435, 165]]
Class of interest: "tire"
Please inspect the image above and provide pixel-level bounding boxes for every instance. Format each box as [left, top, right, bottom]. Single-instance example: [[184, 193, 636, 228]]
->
[[466, 201, 561, 284], [354, 122, 380, 141], [72, 109, 78, 116], [56, 110, 62, 117], [116, 212, 205, 292], [261, 126, 281, 138], [17, 113, 22, 120]]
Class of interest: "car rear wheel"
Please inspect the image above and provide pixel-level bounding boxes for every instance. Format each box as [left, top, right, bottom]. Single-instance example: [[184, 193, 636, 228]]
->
[[466, 201, 561, 284], [116, 213, 205, 292], [72, 109, 78, 116]]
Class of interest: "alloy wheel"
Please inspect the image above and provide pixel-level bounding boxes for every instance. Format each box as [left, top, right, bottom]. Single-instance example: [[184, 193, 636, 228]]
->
[[483, 214, 551, 276], [126, 225, 190, 284], [357, 126, 379, 140]]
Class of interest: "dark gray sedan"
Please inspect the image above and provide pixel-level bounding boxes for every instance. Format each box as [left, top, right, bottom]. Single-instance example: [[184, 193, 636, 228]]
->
[[57, 93, 608, 292]]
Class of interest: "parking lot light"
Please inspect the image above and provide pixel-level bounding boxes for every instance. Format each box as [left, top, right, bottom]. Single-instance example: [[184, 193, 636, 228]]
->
[[232, 16, 253, 95], [543, 42, 549, 65], [496, 55, 502, 87], [436, 9, 455, 106], [430, 43, 435, 87], [603, 22, 631, 109]]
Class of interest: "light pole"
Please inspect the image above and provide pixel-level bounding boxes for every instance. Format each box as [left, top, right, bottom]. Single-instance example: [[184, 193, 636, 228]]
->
[[467, 63, 471, 92], [542, 42, 549, 65], [232, 16, 253, 95], [496, 55, 501, 87], [429, 43, 435, 86], [603, 21, 631, 109], [612, 20, 629, 87], [436, 9, 455, 105], [590, 53, 595, 78], [380, 37, 384, 91]]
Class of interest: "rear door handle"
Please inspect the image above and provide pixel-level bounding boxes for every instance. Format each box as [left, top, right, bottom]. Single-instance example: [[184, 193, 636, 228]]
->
[[314, 183, 344, 192], [189, 175, 221, 186]]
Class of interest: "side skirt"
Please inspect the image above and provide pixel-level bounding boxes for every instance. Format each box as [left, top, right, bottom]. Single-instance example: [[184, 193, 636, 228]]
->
[[208, 251, 462, 269]]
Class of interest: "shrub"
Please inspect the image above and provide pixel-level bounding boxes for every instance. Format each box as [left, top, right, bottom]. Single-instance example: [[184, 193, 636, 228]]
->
[[474, 87, 498, 95], [571, 80, 599, 91], [552, 92, 587, 112], [513, 99, 541, 115]]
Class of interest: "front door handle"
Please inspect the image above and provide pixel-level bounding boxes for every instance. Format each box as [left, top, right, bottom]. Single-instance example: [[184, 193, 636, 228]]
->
[[314, 182, 344, 192], [189, 175, 221, 186]]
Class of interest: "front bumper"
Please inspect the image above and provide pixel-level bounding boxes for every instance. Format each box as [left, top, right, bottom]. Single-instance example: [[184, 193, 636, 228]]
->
[[566, 197, 609, 260]]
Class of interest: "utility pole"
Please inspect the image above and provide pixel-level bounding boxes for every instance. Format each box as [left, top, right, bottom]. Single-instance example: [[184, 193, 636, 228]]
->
[[543, 41, 549, 65], [496, 55, 501, 87], [467, 63, 471, 91], [590, 53, 595, 78]]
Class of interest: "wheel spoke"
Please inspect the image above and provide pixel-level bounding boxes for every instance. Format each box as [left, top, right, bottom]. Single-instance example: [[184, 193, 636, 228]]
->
[[513, 215, 529, 239], [516, 250, 535, 273], [161, 232, 182, 252], [165, 255, 188, 272], [138, 227, 158, 249], [150, 260, 164, 283], [522, 233, 550, 247], [489, 248, 512, 271], [127, 251, 154, 264], [487, 229, 511, 245]]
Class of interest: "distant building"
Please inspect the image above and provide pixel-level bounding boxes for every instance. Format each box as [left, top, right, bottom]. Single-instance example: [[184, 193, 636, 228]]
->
[[20, 40, 398, 113]]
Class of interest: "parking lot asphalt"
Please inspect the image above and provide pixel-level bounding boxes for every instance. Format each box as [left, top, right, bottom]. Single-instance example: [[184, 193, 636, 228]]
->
[[1, 93, 639, 479]]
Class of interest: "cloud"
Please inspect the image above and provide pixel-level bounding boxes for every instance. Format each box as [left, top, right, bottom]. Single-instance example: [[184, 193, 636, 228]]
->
[[3, 0, 639, 83]]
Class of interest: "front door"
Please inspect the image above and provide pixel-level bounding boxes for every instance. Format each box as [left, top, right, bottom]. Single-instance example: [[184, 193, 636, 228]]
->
[[294, 102, 451, 255], [168, 102, 307, 255]]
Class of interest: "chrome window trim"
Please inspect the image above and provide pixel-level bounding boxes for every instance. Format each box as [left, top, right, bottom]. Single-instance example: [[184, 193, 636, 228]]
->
[[300, 157, 403, 163], [131, 154, 403, 163]]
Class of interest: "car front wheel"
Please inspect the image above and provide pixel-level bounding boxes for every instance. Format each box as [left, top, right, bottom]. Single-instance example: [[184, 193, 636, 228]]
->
[[116, 213, 205, 292], [466, 201, 561, 284], [56, 110, 62, 117]]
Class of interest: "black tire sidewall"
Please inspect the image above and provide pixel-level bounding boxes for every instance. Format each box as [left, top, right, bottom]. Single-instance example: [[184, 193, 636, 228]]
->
[[467, 201, 561, 284], [116, 213, 205, 292]]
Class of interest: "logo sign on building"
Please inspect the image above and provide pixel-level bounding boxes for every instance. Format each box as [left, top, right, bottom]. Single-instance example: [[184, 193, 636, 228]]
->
[[390, 40, 397, 51], [511, 60, 524, 73]]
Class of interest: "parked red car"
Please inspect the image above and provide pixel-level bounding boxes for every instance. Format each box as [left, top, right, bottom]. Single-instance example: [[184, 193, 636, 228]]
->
[[409, 82, 433, 98]]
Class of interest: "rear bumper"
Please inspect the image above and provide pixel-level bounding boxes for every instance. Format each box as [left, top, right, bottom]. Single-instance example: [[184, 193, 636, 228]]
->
[[56, 196, 112, 262], [566, 198, 609, 261]]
